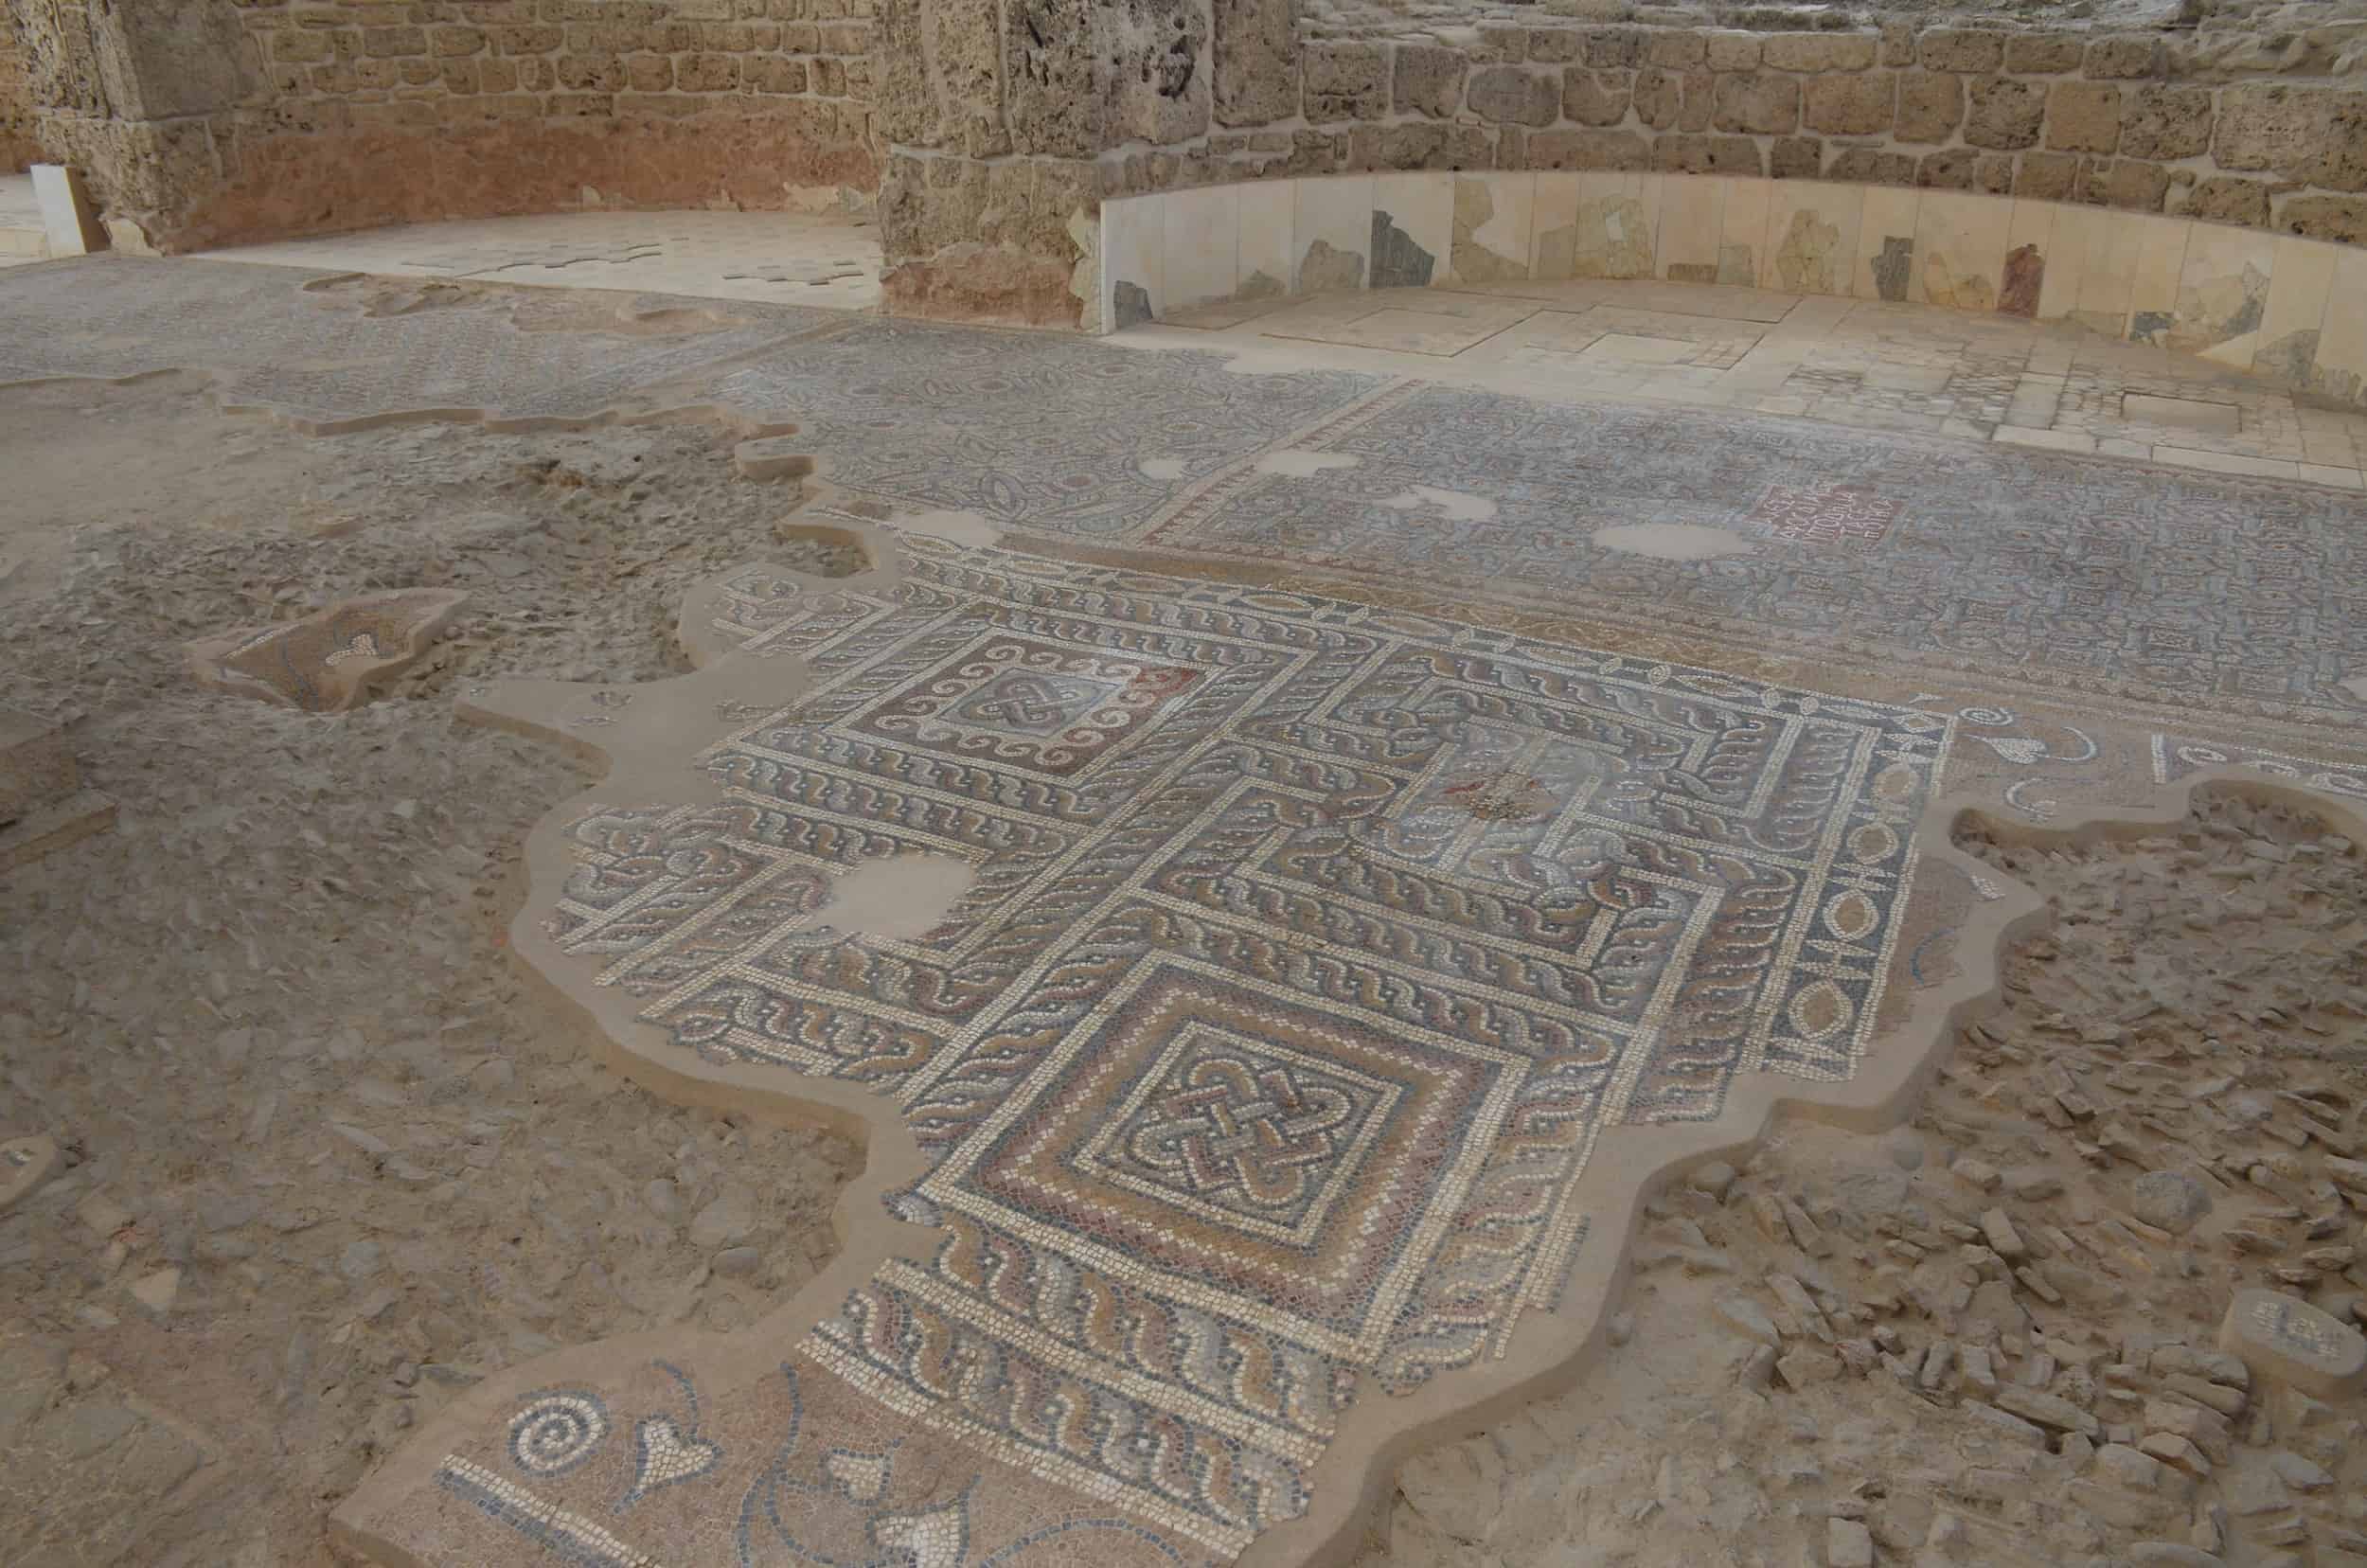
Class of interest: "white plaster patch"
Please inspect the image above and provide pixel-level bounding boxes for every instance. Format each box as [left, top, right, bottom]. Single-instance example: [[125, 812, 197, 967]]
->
[[891, 508, 1001, 548], [1593, 523, 1756, 561], [1379, 485, 1498, 522], [820, 854, 976, 941], [2340, 672, 2367, 704], [1138, 457, 1185, 480], [1255, 450, 1361, 477]]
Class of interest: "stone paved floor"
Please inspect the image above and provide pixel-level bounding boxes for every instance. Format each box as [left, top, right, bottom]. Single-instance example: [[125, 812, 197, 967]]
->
[[6, 253, 2367, 1568], [1135, 278, 2367, 488], [197, 208, 884, 312], [0, 175, 44, 268]]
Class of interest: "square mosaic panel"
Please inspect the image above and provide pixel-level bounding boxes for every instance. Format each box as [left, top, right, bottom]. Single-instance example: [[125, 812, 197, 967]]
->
[[1746, 483, 1905, 550], [929, 955, 1524, 1361], [545, 540, 1952, 1548]]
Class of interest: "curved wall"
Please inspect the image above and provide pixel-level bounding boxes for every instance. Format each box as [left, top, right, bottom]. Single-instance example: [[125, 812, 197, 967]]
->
[[1100, 170, 2367, 406], [871, 6, 2367, 328]]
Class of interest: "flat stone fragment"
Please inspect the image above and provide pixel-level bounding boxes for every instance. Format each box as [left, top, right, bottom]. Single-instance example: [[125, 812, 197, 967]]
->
[[1828, 1516, 1874, 1568], [0, 1135, 60, 1212], [1980, 1206, 2026, 1258], [733, 437, 817, 482], [2128, 1545, 2225, 1567], [1994, 1382, 2103, 1438], [2161, 1372, 2248, 1415], [2218, 1289, 2366, 1398], [1959, 1400, 2050, 1448], [1713, 1292, 1781, 1345], [187, 590, 468, 713], [127, 1267, 181, 1318], [2267, 1451, 2333, 1490], [2138, 1432, 2212, 1475], [2097, 1442, 2194, 1501], [1777, 1347, 1842, 1388], [2143, 1398, 2233, 1465], [2069, 1477, 2175, 1530]]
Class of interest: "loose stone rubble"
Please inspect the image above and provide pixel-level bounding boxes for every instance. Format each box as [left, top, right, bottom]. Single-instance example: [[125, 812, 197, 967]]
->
[[1367, 792, 2367, 1568], [0, 376, 866, 1561]]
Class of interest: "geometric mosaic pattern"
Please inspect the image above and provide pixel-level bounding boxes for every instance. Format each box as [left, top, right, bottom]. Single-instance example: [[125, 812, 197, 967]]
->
[[1744, 483, 1904, 551], [545, 539, 1951, 1553], [702, 318, 1383, 539], [499, 344, 2367, 730], [21, 261, 2365, 729], [1130, 382, 2367, 726]]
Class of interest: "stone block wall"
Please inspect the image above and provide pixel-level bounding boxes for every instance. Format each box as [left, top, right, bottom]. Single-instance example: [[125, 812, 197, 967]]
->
[[874, 5, 2367, 327], [11, 0, 880, 251], [0, 9, 35, 170]]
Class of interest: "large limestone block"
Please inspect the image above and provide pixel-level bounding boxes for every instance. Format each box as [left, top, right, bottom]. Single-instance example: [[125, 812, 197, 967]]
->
[[1214, 0, 1298, 126], [186, 590, 467, 713], [88, 0, 262, 120], [2219, 1290, 2366, 1399]]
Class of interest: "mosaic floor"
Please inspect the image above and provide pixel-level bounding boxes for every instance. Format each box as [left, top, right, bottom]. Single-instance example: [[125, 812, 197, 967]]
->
[[1137, 276, 2367, 487], [199, 208, 884, 311], [342, 536, 1985, 1568], [7, 254, 2367, 1567]]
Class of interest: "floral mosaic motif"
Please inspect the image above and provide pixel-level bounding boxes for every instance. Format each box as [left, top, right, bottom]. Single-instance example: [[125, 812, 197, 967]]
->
[[620, 1363, 720, 1510], [438, 1363, 1192, 1568], [543, 540, 1949, 1551]]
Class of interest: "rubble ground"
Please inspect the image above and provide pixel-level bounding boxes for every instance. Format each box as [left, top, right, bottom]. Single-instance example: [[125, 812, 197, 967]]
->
[[1364, 793, 2367, 1568], [0, 373, 863, 1564]]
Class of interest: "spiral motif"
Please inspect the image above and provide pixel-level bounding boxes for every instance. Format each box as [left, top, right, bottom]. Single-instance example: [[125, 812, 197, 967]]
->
[[507, 1392, 610, 1475], [1956, 704, 2016, 726]]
